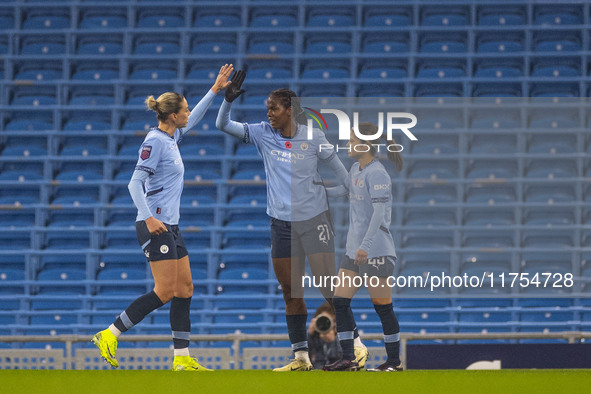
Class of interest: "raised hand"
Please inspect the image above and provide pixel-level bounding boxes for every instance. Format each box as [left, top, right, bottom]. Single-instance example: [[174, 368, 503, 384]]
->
[[225, 70, 246, 103], [211, 64, 234, 94]]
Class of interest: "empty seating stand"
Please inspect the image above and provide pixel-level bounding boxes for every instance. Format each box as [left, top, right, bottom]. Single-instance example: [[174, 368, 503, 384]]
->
[[0, 0, 588, 341]]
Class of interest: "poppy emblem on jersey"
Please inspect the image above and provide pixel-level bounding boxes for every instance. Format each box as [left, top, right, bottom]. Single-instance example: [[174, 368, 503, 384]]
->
[[285, 141, 292, 149], [140, 145, 152, 160], [160, 245, 169, 254]]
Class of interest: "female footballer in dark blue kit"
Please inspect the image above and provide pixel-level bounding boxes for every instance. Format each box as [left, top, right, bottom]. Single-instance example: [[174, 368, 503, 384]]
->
[[216, 71, 366, 371], [92, 64, 234, 371], [323, 122, 404, 372]]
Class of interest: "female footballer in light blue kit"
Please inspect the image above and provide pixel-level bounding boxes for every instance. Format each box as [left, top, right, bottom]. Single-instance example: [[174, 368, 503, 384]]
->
[[215, 71, 356, 371], [92, 64, 234, 371], [323, 122, 404, 372]]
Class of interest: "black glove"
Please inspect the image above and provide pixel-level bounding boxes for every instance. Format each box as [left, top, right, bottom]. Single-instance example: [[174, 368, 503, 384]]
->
[[225, 70, 246, 103]]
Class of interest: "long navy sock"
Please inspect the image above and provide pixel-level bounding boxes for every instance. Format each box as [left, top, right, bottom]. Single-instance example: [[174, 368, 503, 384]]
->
[[170, 296, 192, 350], [113, 290, 164, 333], [374, 303, 400, 364], [286, 314, 308, 353], [334, 297, 355, 361]]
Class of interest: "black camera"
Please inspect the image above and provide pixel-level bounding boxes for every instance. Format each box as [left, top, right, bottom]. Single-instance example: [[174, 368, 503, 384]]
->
[[314, 313, 334, 334]]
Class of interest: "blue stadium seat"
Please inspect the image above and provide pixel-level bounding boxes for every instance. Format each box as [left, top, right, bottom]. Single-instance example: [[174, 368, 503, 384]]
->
[[419, 33, 467, 53], [247, 32, 293, 55], [301, 61, 349, 80], [531, 60, 580, 78], [421, 7, 468, 26], [402, 231, 453, 249], [69, 87, 115, 106], [407, 160, 457, 179], [533, 31, 581, 52], [36, 268, 86, 295], [527, 134, 576, 154], [52, 186, 100, 205], [0, 8, 14, 30], [5, 112, 53, 131], [463, 231, 513, 248], [54, 162, 103, 181], [181, 186, 217, 206], [0, 268, 25, 294], [359, 62, 407, 80], [193, 9, 241, 28], [21, 35, 66, 55], [14, 61, 62, 81], [305, 35, 352, 54], [525, 159, 577, 179], [249, 8, 297, 28], [23, 9, 70, 30], [522, 231, 573, 249], [404, 208, 456, 226], [79, 8, 127, 29], [478, 6, 525, 25], [217, 268, 269, 295], [193, 34, 237, 55], [136, 9, 184, 28], [465, 184, 516, 204], [71, 61, 119, 81], [523, 208, 574, 226], [0, 186, 40, 205], [96, 268, 146, 295], [0, 161, 44, 181], [405, 184, 456, 204], [534, 6, 582, 26], [0, 210, 36, 227], [416, 61, 465, 79], [48, 210, 94, 228], [467, 134, 515, 155], [134, 36, 180, 55], [364, 6, 411, 27], [44, 231, 90, 250], [525, 184, 575, 203], [476, 33, 525, 53], [362, 33, 409, 54], [129, 63, 177, 80], [466, 160, 517, 179], [11, 86, 57, 106], [307, 8, 355, 27]]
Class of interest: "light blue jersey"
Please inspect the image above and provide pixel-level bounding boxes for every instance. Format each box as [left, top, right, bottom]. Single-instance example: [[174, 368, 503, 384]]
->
[[245, 121, 337, 221], [134, 128, 185, 224], [346, 159, 397, 260], [131, 89, 216, 225]]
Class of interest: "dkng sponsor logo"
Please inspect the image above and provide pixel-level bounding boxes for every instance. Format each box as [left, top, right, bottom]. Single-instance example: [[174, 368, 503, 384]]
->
[[304, 108, 418, 153]]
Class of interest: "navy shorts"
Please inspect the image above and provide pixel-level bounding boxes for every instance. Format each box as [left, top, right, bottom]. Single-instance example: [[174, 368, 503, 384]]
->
[[136, 221, 189, 262], [270, 211, 335, 259], [339, 255, 396, 277]]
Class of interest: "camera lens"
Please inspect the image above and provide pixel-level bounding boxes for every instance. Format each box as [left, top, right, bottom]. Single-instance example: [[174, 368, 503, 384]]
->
[[315, 315, 332, 333]]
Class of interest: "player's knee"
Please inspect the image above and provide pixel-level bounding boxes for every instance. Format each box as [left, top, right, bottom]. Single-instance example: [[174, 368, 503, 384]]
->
[[154, 287, 175, 303]]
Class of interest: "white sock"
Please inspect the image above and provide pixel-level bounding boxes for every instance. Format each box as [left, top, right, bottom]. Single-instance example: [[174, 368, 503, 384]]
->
[[295, 350, 311, 363], [174, 348, 190, 357], [108, 324, 121, 338], [354, 336, 364, 348]]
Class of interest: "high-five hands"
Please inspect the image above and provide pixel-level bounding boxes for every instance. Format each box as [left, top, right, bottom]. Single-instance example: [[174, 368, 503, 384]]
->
[[212, 64, 234, 94], [225, 70, 246, 103]]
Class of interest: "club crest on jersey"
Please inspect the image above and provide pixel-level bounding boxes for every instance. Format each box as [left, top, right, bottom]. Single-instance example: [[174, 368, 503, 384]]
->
[[354, 178, 364, 188], [160, 245, 169, 254], [300, 142, 309, 151], [140, 145, 152, 160], [285, 141, 292, 149]]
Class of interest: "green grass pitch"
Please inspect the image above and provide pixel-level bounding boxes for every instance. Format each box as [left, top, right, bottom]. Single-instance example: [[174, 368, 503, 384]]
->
[[2, 370, 591, 394]]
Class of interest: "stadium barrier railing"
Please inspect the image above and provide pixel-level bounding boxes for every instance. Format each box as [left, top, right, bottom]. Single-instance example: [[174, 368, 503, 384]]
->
[[1, 332, 590, 370]]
